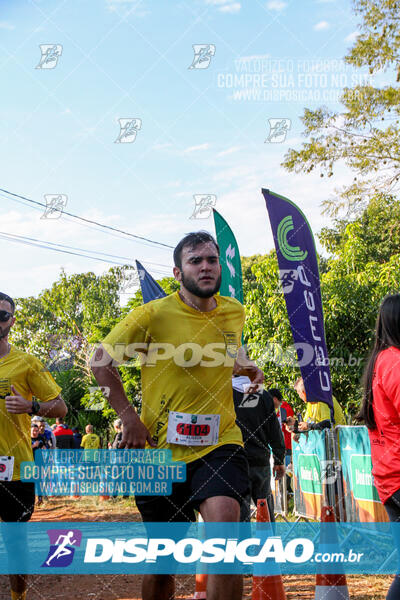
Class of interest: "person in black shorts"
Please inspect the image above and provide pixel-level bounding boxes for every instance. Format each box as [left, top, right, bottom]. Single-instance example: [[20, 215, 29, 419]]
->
[[92, 232, 264, 600], [0, 292, 67, 600]]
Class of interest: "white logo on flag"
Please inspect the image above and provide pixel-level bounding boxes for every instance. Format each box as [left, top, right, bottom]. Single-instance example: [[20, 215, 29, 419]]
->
[[226, 244, 236, 278], [228, 284, 236, 298]]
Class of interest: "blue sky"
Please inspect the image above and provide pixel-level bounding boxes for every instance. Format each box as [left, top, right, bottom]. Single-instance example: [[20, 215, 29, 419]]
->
[[0, 0, 375, 298]]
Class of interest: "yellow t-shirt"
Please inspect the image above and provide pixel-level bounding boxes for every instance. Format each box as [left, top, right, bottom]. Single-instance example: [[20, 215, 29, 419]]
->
[[0, 346, 61, 480], [81, 433, 100, 449], [303, 396, 346, 426], [102, 291, 245, 463]]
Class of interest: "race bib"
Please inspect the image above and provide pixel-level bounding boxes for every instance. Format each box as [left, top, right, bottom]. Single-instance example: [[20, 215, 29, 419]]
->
[[0, 456, 14, 481], [166, 411, 220, 446]]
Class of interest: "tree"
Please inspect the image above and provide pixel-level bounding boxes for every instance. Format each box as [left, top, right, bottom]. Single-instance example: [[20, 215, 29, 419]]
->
[[283, 0, 400, 217]]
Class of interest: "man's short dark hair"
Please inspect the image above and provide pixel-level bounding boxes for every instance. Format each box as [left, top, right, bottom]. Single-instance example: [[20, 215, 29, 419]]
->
[[173, 232, 220, 270], [268, 388, 283, 402], [0, 293, 15, 313]]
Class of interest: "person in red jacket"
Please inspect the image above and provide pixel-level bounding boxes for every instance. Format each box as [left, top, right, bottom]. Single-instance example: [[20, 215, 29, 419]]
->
[[270, 388, 294, 493], [53, 417, 75, 449], [269, 388, 294, 462], [357, 293, 400, 600]]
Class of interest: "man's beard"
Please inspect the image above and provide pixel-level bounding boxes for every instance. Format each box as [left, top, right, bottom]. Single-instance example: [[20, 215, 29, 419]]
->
[[181, 271, 221, 299], [0, 325, 11, 340]]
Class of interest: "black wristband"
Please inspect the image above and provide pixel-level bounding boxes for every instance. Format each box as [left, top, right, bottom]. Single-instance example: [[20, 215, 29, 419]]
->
[[30, 399, 40, 415]]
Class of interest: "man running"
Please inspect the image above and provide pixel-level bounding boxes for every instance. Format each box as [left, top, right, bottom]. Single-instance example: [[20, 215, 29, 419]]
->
[[0, 292, 68, 600], [91, 232, 263, 600]]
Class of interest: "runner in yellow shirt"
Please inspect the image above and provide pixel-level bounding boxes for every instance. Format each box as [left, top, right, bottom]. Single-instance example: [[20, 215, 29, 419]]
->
[[91, 231, 264, 600], [0, 292, 67, 600], [80, 424, 100, 449]]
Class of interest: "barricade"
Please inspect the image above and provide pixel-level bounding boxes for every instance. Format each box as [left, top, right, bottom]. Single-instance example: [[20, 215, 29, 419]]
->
[[291, 426, 385, 524]]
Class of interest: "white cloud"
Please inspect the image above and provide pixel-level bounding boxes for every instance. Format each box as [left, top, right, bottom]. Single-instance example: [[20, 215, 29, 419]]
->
[[106, 0, 149, 15], [219, 2, 241, 12], [0, 22, 15, 30], [266, 1, 287, 11], [345, 31, 359, 43], [206, 0, 241, 12], [314, 20, 330, 31], [183, 143, 210, 154], [217, 146, 241, 157]]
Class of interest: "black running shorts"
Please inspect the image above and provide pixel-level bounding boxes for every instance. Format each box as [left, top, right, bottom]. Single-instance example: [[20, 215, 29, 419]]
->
[[135, 444, 249, 522], [0, 481, 35, 522]]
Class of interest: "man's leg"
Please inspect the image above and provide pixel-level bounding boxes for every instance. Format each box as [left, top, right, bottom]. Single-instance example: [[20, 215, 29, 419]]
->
[[200, 495, 243, 600], [9, 576, 27, 600], [239, 488, 252, 522], [136, 483, 195, 600], [0, 482, 35, 600], [249, 464, 274, 522], [142, 574, 175, 600]]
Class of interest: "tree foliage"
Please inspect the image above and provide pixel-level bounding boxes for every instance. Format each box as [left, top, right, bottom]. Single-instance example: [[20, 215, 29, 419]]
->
[[283, 0, 400, 217]]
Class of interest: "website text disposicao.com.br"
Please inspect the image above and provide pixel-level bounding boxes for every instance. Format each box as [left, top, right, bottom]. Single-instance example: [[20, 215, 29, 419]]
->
[[82, 536, 364, 565]]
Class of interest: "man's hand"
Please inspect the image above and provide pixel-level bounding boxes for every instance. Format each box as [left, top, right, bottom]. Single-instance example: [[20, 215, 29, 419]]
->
[[119, 415, 157, 449], [273, 464, 285, 480], [297, 421, 309, 432], [5, 386, 32, 414], [32, 441, 40, 449], [233, 347, 264, 392]]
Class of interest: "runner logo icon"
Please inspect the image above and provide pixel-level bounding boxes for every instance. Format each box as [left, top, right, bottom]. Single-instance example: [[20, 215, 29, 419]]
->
[[42, 529, 82, 568]]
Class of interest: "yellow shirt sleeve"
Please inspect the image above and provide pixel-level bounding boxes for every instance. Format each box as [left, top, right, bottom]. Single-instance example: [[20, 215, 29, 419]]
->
[[26, 356, 61, 402], [102, 303, 151, 364]]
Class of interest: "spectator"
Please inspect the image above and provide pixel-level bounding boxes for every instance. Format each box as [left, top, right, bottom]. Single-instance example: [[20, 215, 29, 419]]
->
[[270, 387, 294, 494], [53, 417, 75, 449], [33, 417, 56, 449], [109, 419, 123, 449], [31, 423, 46, 506], [357, 294, 400, 599], [72, 427, 82, 449], [81, 424, 100, 449], [269, 388, 294, 463], [288, 377, 345, 433], [31, 424, 45, 455], [232, 376, 285, 522], [109, 419, 129, 499]]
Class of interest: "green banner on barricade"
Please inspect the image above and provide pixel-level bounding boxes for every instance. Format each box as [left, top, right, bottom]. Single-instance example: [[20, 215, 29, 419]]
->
[[337, 426, 388, 523], [292, 430, 328, 520]]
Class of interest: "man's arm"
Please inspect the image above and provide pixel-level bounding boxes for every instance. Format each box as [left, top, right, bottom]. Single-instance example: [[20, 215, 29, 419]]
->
[[5, 387, 67, 418], [233, 346, 264, 387], [90, 345, 156, 449]]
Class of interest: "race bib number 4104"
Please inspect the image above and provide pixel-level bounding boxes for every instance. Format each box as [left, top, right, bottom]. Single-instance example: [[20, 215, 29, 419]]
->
[[166, 412, 220, 446]]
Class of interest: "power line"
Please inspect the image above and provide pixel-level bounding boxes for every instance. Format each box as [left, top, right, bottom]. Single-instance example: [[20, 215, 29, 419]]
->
[[0, 231, 171, 277], [0, 187, 174, 250]]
